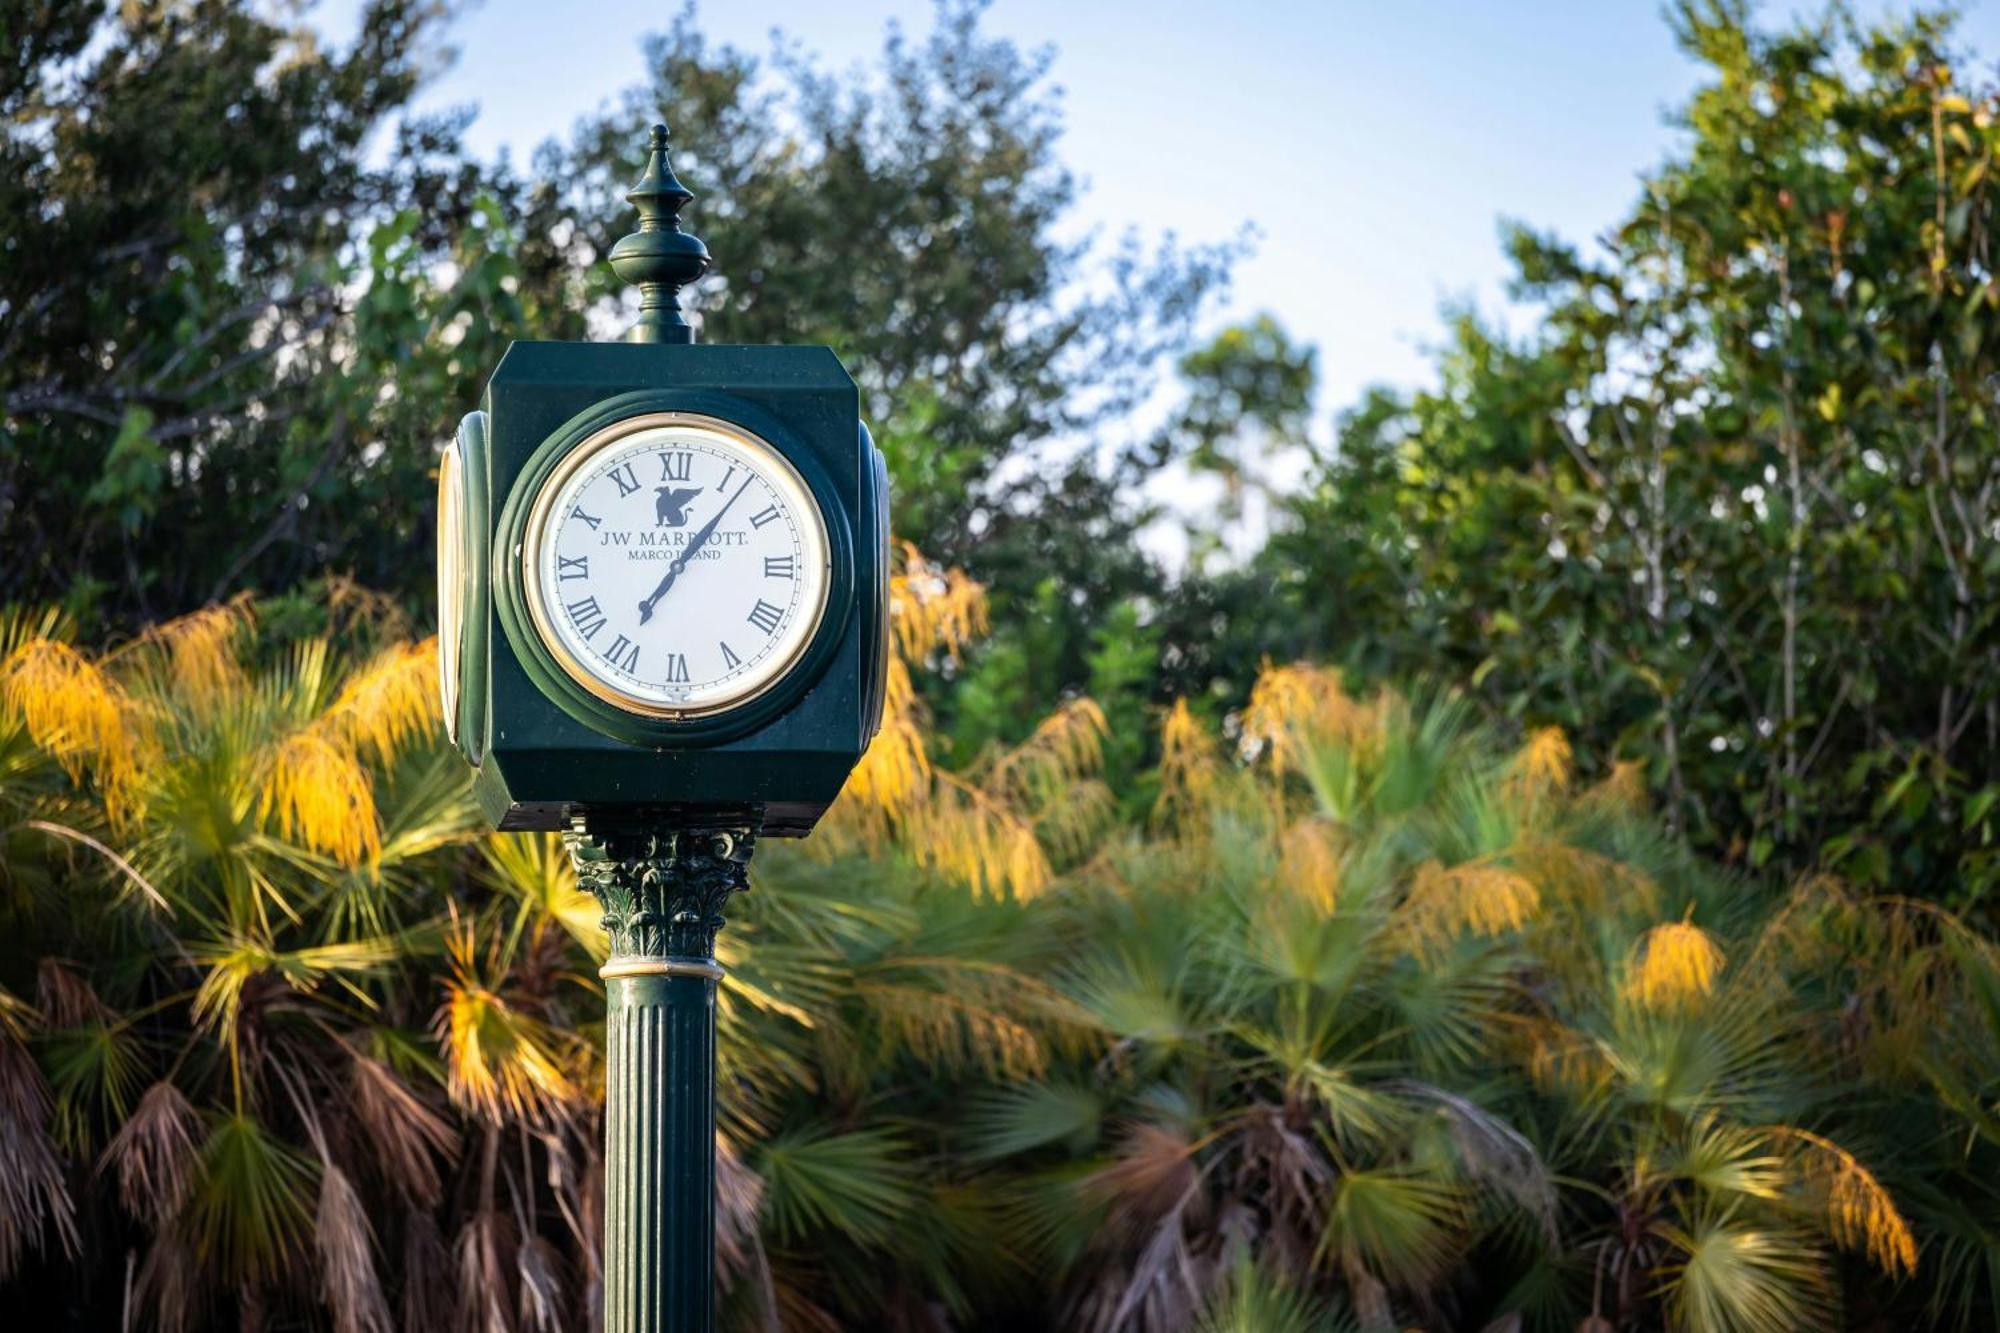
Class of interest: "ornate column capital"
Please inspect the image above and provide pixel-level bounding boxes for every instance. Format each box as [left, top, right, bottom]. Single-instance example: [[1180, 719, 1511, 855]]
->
[[565, 815, 755, 965]]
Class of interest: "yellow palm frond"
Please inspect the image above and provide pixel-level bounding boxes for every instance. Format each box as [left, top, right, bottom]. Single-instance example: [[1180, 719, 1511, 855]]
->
[[1626, 919, 1726, 1011], [1397, 859, 1540, 952], [840, 658, 932, 823], [1509, 726, 1572, 800], [436, 921, 580, 1126], [1772, 1127, 1918, 1277], [986, 697, 1106, 808], [132, 596, 255, 709], [1277, 818, 1342, 913], [890, 542, 987, 665], [1152, 698, 1222, 833], [1, 637, 148, 802], [1241, 661, 1384, 771], [327, 638, 438, 763], [908, 773, 1051, 899], [260, 726, 380, 868]]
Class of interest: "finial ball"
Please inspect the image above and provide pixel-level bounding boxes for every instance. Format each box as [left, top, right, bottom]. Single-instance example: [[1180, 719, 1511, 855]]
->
[[649, 123, 671, 152]]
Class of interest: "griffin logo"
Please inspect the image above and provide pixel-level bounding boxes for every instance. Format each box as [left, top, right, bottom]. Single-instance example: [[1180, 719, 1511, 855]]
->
[[654, 486, 702, 528]]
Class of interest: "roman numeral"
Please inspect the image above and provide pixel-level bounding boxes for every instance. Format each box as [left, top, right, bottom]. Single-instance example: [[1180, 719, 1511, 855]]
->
[[746, 599, 783, 635], [609, 462, 641, 497], [571, 507, 601, 530], [748, 505, 781, 529], [664, 652, 690, 684], [714, 464, 737, 493], [566, 596, 607, 640], [606, 634, 640, 673], [657, 451, 693, 482], [719, 641, 742, 669], [557, 555, 588, 581], [764, 554, 796, 580]]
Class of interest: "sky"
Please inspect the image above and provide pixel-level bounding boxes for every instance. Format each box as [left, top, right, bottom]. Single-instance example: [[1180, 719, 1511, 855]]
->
[[310, 0, 2000, 408], [311, 0, 2000, 558]]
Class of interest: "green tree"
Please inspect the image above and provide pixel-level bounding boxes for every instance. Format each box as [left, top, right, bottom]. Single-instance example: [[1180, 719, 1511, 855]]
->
[[1267, 3, 2000, 907], [0, 0, 510, 624]]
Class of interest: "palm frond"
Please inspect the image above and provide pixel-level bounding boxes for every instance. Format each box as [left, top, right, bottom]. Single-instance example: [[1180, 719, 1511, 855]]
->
[[756, 1124, 915, 1248], [1654, 1215, 1832, 1333], [189, 1112, 316, 1281]]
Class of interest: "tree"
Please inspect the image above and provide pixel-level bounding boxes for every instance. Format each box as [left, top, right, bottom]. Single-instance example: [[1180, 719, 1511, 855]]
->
[[1267, 3, 2000, 907], [0, 0, 510, 624]]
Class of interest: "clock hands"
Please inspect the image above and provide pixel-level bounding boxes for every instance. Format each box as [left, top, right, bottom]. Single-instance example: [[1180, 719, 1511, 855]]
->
[[635, 473, 756, 625]]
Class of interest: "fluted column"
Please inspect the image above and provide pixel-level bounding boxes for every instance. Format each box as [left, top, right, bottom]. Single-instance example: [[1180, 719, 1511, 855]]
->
[[567, 816, 753, 1333]]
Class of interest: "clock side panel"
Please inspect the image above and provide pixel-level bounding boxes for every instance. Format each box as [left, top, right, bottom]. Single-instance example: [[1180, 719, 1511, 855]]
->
[[449, 409, 493, 769]]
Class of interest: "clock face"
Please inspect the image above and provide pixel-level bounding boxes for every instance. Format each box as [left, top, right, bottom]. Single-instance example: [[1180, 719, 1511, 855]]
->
[[520, 412, 832, 719], [436, 436, 466, 743]]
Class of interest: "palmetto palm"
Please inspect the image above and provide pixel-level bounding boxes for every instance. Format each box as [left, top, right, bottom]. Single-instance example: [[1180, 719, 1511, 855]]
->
[[0, 568, 1992, 1332]]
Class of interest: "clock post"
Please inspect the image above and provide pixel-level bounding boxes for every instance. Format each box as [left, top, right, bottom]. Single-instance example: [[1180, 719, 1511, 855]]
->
[[437, 122, 891, 1333]]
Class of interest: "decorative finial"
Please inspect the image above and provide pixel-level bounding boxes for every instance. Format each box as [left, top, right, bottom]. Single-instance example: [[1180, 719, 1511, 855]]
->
[[608, 122, 712, 344]]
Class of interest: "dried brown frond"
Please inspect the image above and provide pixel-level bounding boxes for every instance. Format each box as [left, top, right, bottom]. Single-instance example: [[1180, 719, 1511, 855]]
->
[[1511, 839, 1660, 921], [454, 1208, 516, 1333], [327, 638, 439, 763], [0, 1019, 78, 1277], [1277, 818, 1343, 913], [261, 724, 381, 868], [134, 1225, 203, 1333], [1083, 1122, 1203, 1231], [401, 1211, 457, 1330], [516, 1233, 566, 1333], [890, 541, 987, 664], [715, 1136, 767, 1285], [1769, 1126, 1918, 1277], [1583, 757, 1649, 812], [101, 1081, 201, 1224], [854, 972, 1049, 1080], [0, 637, 148, 807], [324, 576, 412, 641], [315, 1163, 393, 1333], [1396, 860, 1540, 954], [348, 1051, 459, 1207], [1625, 919, 1726, 1012], [35, 957, 111, 1028], [1151, 697, 1223, 834], [1499, 1014, 1612, 1095]]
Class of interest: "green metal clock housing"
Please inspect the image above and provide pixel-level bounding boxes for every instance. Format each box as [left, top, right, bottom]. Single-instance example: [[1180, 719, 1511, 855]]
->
[[443, 339, 890, 836]]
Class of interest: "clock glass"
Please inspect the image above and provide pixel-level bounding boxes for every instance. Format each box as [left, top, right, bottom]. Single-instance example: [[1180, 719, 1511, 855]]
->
[[520, 412, 832, 719], [436, 436, 466, 743]]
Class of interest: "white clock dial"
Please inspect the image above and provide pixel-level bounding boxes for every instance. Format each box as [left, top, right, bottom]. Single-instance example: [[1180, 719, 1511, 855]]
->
[[520, 412, 832, 718]]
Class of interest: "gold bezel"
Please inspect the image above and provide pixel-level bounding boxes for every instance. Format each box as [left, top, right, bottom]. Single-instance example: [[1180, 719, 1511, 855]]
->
[[435, 438, 465, 743], [519, 412, 832, 720]]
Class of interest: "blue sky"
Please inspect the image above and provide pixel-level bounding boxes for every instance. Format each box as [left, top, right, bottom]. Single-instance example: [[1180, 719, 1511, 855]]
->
[[315, 0, 2000, 419]]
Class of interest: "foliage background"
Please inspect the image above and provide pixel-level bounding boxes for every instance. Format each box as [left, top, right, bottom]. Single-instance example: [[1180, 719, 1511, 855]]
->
[[0, 0, 1996, 1329]]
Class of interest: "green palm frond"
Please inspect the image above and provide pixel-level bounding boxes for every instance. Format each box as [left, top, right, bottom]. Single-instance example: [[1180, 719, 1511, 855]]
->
[[1321, 1167, 1466, 1290], [755, 1124, 916, 1249], [1654, 1213, 1833, 1333], [189, 1112, 317, 1282], [1197, 1256, 1355, 1333], [962, 1081, 1104, 1161]]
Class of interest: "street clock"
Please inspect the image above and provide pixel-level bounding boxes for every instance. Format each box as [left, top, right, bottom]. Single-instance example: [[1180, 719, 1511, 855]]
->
[[437, 126, 890, 838]]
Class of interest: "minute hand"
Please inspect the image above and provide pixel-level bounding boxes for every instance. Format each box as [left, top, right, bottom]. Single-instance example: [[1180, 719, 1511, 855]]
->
[[636, 475, 755, 625]]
